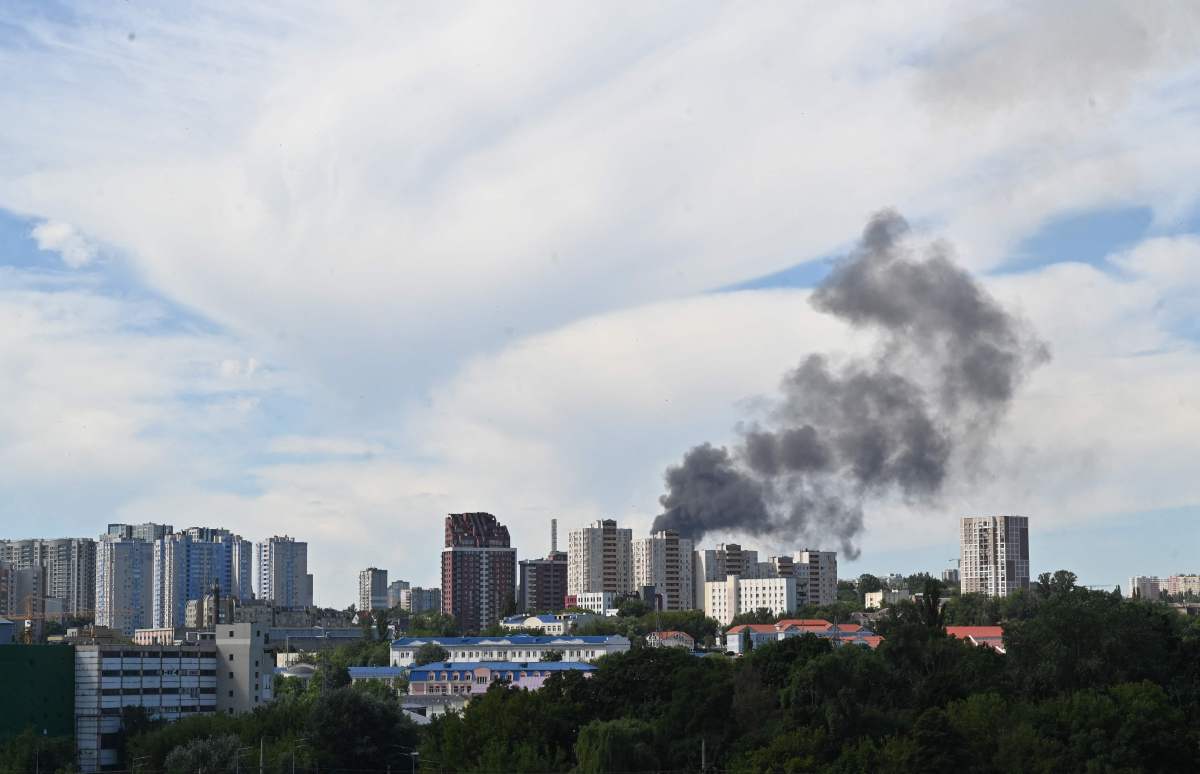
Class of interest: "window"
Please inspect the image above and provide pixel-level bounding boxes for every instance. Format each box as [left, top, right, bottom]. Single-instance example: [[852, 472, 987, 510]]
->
[[228, 654, 234, 661], [228, 671, 234, 679]]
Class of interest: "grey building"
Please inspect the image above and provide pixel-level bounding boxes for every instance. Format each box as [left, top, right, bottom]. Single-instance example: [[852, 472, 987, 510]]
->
[[960, 515, 1030, 597]]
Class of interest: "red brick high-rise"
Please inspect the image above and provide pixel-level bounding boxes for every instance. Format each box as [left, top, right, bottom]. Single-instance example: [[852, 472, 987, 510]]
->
[[441, 513, 517, 633]]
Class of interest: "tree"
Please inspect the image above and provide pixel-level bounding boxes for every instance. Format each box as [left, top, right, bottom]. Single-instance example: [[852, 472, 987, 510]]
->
[[617, 597, 649, 618], [307, 687, 419, 772], [574, 717, 658, 774], [541, 648, 564, 662], [163, 733, 240, 774], [414, 642, 450, 666], [858, 574, 884, 594], [917, 577, 945, 631], [374, 608, 389, 640]]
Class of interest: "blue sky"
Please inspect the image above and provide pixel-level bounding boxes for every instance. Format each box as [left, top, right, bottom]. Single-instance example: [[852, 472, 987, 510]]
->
[[2, 3, 1200, 603]]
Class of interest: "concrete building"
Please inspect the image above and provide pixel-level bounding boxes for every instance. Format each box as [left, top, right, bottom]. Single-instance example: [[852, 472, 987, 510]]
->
[[184, 592, 235, 629], [725, 620, 882, 655], [704, 575, 797, 626], [152, 528, 252, 629], [359, 567, 389, 612], [0, 538, 97, 619], [500, 612, 593, 635], [107, 523, 173, 542], [387, 580, 411, 609], [441, 513, 517, 632], [1167, 574, 1200, 597], [864, 589, 911, 610], [95, 536, 154, 635], [390, 634, 630, 667], [692, 544, 761, 609], [0, 617, 12, 645], [132, 628, 176, 645], [74, 623, 270, 772], [401, 586, 442, 613], [567, 519, 633, 597], [960, 516, 1031, 597], [255, 536, 313, 609], [646, 630, 694, 649], [1127, 576, 1165, 600], [407, 660, 594, 698], [942, 568, 960, 584], [633, 530, 695, 611], [519, 551, 568, 613], [795, 550, 838, 606], [566, 591, 622, 616]]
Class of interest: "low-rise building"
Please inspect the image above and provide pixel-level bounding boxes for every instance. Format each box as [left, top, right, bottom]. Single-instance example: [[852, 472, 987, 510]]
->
[[646, 630, 694, 650], [499, 612, 594, 635], [74, 623, 270, 772], [407, 660, 595, 698], [348, 665, 407, 692], [945, 625, 1005, 653], [132, 628, 176, 645], [566, 591, 622, 616], [704, 575, 797, 626], [724, 620, 882, 655], [864, 589, 911, 610], [390, 634, 630, 667]]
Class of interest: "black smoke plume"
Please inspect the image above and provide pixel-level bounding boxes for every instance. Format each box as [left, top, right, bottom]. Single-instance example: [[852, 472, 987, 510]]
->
[[652, 210, 1048, 557]]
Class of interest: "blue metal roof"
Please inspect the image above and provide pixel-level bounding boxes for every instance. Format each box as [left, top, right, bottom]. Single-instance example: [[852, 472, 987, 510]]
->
[[407, 661, 596, 675], [392, 634, 625, 647], [347, 666, 406, 679]]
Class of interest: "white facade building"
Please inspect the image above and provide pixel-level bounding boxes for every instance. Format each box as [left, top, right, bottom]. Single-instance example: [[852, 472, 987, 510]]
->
[[1167, 574, 1200, 597], [95, 537, 154, 635], [692, 544, 761, 609], [390, 634, 630, 667], [795, 550, 838, 606], [633, 530, 695, 611], [704, 575, 797, 626], [1127, 576, 1165, 600], [255, 536, 313, 609], [960, 516, 1031, 597], [864, 589, 911, 610], [567, 519, 633, 596]]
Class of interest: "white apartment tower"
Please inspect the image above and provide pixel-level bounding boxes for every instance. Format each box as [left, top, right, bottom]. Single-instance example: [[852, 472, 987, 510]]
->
[[794, 550, 838, 606], [567, 519, 633, 596], [633, 530, 695, 611], [692, 544, 761, 609], [95, 536, 154, 635], [255, 536, 314, 609], [959, 515, 1030, 597], [358, 567, 389, 612]]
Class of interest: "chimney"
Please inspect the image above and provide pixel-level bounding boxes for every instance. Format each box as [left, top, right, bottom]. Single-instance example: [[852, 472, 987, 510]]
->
[[551, 519, 558, 553]]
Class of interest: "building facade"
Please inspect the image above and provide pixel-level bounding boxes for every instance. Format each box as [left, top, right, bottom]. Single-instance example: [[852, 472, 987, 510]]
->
[[95, 536, 154, 635], [0, 538, 97, 618], [152, 528, 252, 629], [407, 660, 595, 697], [518, 551, 568, 613], [692, 544, 761, 609], [704, 575, 797, 626], [1127, 576, 1165, 600], [255, 536, 313, 609], [401, 586, 442, 613], [633, 530, 695, 611], [960, 515, 1031, 597], [387, 580, 410, 609], [794, 550, 838, 606], [1168, 574, 1200, 597], [441, 513, 517, 632], [390, 634, 630, 667], [567, 519, 633, 597], [359, 567, 389, 612]]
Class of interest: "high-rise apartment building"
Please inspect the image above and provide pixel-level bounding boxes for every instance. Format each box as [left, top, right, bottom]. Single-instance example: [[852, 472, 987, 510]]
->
[[959, 515, 1030, 597], [567, 519, 633, 597], [358, 567, 389, 612], [95, 536, 154, 635], [692, 543, 761, 608], [704, 575, 797, 626], [255, 536, 313, 609], [107, 523, 174, 542], [633, 530, 695, 611], [1127, 576, 1164, 600], [152, 528, 252, 629], [401, 586, 441, 613], [1167, 574, 1200, 597], [387, 580, 410, 609], [0, 538, 97, 617], [441, 513, 517, 632], [518, 519, 568, 613], [794, 550, 838, 606]]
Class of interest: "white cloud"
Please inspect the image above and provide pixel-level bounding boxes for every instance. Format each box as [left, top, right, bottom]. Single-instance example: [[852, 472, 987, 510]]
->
[[30, 220, 97, 267]]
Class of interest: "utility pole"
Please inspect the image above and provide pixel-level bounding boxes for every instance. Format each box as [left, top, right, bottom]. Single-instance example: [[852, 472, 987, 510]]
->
[[259, 736, 264, 774], [701, 737, 706, 772]]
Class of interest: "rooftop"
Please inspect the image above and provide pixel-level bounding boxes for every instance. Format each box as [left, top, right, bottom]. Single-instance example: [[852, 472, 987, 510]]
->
[[392, 634, 627, 647], [408, 661, 596, 673]]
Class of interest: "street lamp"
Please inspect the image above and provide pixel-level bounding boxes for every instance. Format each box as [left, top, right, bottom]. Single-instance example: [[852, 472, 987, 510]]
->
[[291, 736, 309, 774]]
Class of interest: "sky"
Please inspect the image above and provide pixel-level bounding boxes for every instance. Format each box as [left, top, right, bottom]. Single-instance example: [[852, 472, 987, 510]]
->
[[2, 1, 1200, 605]]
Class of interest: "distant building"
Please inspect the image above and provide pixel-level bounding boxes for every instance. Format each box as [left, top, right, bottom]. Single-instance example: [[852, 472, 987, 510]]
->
[[946, 625, 1006, 653], [95, 535, 154, 635], [390, 634, 630, 667], [567, 591, 621, 616], [401, 586, 441, 613], [704, 575, 797, 626], [184, 592, 235, 629], [519, 520, 568, 613], [942, 568, 960, 584], [633, 530, 695, 611], [1127, 576, 1165, 600], [152, 528, 252, 629], [1167, 574, 1200, 597], [255, 536, 313, 609], [132, 627, 176, 645], [0, 537, 97, 618], [646, 630, 694, 649], [795, 550, 838, 606], [500, 612, 593, 636], [407, 660, 595, 698], [0, 617, 12, 645], [692, 544, 761, 609], [387, 580, 411, 609], [959, 515, 1030, 597], [107, 523, 173, 542], [864, 589, 911, 610], [359, 567, 389, 612], [441, 513, 517, 632], [568, 519, 633, 597], [724, 619, 882, 655]]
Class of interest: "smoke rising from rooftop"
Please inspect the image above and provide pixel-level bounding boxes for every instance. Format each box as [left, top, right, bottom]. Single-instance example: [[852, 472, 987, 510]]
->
[[652, 209, 1048, 557]]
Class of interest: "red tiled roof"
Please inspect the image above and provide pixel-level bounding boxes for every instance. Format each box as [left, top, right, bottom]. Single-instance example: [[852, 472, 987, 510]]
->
[[857, 636, 884, 649], [651, 630, 692, 640], [945, 626, 1004, 640], [775, 619, 832, 630], [726, 624, 778, 634], [834, 623, 862, 633]]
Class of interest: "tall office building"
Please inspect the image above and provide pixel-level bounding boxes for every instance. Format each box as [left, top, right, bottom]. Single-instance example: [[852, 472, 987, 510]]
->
[[959, 515, 1030, 597], [519, 520, 568, 613], [152, 528, 252, 629], [387, 580, 411, 609], [441, 513, 517, 632], [358, 567, 389, 612], [794, 550, 838, 606], [0, 538, 96, 617], [95, 536, 154, 635], [633, 530, 695, 610], [567, 519, 633, 597], [255, 536, 313, 609]]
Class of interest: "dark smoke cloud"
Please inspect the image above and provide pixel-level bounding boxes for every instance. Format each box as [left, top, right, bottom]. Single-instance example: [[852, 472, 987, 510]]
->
[[653, 209, 1048, 558]]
